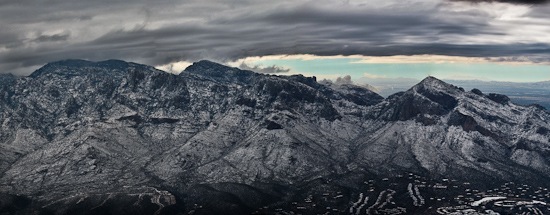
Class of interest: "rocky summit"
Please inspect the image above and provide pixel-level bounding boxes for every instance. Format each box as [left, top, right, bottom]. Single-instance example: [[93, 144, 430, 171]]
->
[[1, 60, 550, 215]]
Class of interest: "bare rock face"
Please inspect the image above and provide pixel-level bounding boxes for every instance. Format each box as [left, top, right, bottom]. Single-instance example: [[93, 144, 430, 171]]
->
[[1, 60, 550, 214]]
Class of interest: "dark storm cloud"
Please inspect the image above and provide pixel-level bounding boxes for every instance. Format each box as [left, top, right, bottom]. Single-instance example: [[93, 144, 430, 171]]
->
[[1, 0, 550, 75], [32, 33, 71, 43]]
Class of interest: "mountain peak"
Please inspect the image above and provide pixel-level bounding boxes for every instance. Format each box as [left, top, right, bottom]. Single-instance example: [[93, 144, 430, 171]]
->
[[195, 60, 225, 67], [183, 60, 257, 82], [29, 59, 147, 78], [417, 76, 450, 88], [413, 76, 464, 95], [184, 60, 238, 75], [382, 76, 464, 121], [51, 59, 93, 65], [48, 59, 132, 68], [419, 76, 440, 83]]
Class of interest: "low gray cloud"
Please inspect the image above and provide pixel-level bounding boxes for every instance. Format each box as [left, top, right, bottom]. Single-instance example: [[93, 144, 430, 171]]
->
[[336, 75, 354, 85], [319, 75, 354, 86], [239, 62, 290, 73], [32, 32, 71, 43], [1, 0, 550, 75]]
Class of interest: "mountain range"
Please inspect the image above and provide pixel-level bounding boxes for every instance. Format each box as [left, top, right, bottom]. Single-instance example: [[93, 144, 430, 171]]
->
[[360, 77, 550, 110], [1, 59, 549, 215]]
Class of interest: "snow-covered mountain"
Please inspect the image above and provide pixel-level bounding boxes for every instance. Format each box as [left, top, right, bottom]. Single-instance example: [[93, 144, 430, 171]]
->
[[1, 60, 549, 214]]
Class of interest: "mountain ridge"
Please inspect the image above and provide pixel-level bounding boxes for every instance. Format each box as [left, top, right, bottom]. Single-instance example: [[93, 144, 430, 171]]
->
[[1, 59, 550, 214]]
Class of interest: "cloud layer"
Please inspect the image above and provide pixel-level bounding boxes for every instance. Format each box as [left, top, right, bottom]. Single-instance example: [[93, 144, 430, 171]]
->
[[1, 0, 550, 75], [239, 62, 290, 74], [452, 0, 548, 4]]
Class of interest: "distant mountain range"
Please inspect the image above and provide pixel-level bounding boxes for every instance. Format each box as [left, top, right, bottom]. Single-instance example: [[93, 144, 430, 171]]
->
[[445, 79, 550, 110], [360, 77, 550, 110], [1, 60, 550, 215]]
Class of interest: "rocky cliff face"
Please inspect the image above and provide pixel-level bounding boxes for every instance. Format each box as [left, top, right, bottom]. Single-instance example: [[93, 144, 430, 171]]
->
[[357, 76, 550, 182], [1, 60, 549, 214]]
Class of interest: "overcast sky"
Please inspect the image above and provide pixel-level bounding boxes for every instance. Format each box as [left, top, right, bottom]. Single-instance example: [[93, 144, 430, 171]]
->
[[1, 0, 550, 79]]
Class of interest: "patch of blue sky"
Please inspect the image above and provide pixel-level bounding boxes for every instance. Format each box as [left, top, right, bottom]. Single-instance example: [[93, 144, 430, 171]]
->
[[250, 58, 550, 82]]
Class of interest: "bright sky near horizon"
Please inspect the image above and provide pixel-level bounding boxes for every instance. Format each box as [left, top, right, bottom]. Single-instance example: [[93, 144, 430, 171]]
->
[[228, 55, 550, 82]]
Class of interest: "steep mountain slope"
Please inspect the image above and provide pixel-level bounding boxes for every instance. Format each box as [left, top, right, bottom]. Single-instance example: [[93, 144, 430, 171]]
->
[[0, 60, 384, 214], [1, 60, 550, 214], [354, 77, 550, 182]]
